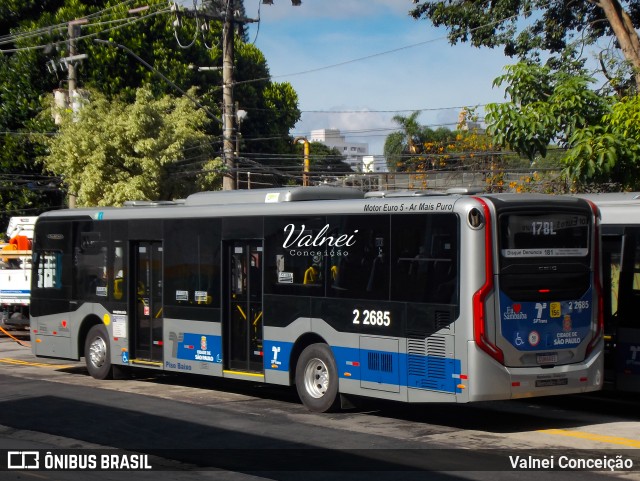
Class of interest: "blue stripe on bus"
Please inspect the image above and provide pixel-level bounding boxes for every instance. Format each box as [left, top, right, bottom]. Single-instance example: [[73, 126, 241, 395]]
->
[[263, 340, 462, 394], [174, 336, 462, 394]]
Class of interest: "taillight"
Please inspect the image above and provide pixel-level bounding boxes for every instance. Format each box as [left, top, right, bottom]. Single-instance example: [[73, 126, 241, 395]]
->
[[585, 200, 604, 357], [471, 198, 504, 364]]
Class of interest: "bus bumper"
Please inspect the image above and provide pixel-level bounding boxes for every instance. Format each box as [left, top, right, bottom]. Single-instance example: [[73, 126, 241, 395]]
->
[[467, 339, 604, 401]]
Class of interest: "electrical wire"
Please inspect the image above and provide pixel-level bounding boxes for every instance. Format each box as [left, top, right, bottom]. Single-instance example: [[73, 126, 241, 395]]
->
[[0, 4, 171, 53], [0, 0, 140, 45]]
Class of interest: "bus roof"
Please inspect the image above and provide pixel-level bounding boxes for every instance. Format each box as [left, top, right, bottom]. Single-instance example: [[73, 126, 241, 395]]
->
[[574, 193, 640, 225], [185, 186, 364, 205], [36, 188, 593, 222], [575, 192, 640, 205]]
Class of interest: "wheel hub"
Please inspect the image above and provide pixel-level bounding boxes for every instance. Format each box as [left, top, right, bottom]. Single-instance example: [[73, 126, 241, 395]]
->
[[89, 336, 107, 368], [304, 357, 329, 399]]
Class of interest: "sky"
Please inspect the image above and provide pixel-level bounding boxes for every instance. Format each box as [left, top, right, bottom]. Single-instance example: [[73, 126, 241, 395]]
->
[[242, 0, 515, 156]]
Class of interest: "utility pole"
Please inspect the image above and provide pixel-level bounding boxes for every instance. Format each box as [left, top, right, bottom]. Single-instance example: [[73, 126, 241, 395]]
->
[[222, 2, 235, 191], [180, 1, 257, 190], [180, 1, 307, 190], [66, 19, 87, 208]]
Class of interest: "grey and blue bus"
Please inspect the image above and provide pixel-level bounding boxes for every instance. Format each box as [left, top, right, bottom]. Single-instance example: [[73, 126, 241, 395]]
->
[[30, 187, 604, 411]]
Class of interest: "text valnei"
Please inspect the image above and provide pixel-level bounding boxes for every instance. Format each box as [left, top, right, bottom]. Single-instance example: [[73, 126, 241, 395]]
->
[[281, 202, 454, 252], [509, 455, 633, 471]]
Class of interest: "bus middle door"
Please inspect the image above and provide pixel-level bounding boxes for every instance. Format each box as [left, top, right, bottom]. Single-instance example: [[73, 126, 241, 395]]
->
[[132, 241, 163, 364], [225, 240, 263, 373]]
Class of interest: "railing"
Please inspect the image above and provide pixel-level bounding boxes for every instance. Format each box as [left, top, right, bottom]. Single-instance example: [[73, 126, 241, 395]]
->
[[233, 167, 571, 194]]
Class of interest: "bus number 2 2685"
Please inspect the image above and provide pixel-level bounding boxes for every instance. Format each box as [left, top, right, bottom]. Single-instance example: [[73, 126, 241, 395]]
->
[[353, 309, 391, 327]]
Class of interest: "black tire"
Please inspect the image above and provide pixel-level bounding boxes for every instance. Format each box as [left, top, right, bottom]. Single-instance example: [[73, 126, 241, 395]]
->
[[295, 343, 340, 413], [84, 324, 113, 380]]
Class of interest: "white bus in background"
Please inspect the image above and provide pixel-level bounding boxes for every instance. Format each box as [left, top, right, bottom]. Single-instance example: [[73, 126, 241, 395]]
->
[[0, 216, 37, 329], [577, 193, 640, 393]]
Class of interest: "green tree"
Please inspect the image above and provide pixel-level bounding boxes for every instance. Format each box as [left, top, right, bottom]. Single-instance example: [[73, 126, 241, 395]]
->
[[30, 0, 301, 155], [43, 87, 216, 206], [1, 0, 301, 214], [305, 142, 352, 174], [410, 0, 640, 92], [384, 111, 458, 172], [384, 111, 425, 171], [0, 45, 62, 228], [485, 60, 640, 189], [485, 62, 609, 162], [0, 0, 63, 37], [565, 95, 640, 189]]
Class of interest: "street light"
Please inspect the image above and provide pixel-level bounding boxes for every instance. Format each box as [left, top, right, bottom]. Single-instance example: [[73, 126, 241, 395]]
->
[[236, 106, 247, 158], [235, 106, 247, 187]]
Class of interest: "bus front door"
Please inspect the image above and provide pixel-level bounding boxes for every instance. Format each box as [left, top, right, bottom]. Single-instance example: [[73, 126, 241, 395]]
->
[[133, 241, 163, 364], [225, 240, 264, 373]]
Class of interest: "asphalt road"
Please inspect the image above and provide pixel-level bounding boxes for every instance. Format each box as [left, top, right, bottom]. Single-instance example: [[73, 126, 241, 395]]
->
[[0, 329, 639, 481]]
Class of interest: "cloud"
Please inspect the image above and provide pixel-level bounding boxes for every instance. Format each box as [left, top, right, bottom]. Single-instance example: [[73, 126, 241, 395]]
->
[[296, 108, 395, 134], [293, 107, 399, 155], [245, 0, 510, 155]]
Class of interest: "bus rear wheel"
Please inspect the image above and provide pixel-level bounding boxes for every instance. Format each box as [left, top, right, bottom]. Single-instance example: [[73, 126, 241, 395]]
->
[[84, 324, 113, 380], [295, 343, 339, 412]]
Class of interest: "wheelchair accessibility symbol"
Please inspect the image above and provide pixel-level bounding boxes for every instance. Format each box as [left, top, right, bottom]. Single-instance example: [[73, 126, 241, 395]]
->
[[515, 333, 525, 346], [122, 351, 129, 364]]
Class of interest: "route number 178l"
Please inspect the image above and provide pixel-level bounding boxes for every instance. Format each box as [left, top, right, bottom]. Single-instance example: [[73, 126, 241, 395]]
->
[[531, 221, 556, 236]]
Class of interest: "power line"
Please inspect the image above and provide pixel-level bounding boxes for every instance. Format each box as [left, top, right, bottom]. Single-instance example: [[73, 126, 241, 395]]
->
[[0, 0, 140, 45], [235, 1, 553, 88], [0, 4, 171, 53]]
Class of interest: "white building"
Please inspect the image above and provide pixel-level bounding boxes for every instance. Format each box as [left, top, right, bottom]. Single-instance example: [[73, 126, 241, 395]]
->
[[309, 129, 369, 171], [362, 155, 388, 173]]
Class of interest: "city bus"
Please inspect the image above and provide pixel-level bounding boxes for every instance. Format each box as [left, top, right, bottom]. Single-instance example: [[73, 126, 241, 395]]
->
[[576, 192, 640, 393], [30, 186, 604, 412]]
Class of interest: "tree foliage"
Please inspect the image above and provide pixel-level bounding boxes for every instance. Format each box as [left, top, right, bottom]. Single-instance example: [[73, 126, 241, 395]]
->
[[0, 41, 61, 227], [485, 62, 609, 162], [410, 0, 640, 92], [0, 0, 301, 218], [565, 95, 640, 189], [384, 111, 459, 172], [486, 61, 640, 189], [43, 87, 216, 206], [304, 142, 352, 174]]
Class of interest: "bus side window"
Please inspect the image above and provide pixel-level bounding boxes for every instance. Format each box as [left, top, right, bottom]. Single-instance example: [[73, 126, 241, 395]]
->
[[163, 218, 220, 310], [326, 215, 389, 300], [113, 241, 125, 301], [35, 251, 63, 290], [391, 214, 458, 305], [265, 216, 326, 297], [429, 234, 456, 304], [74, 229, 108, 300]]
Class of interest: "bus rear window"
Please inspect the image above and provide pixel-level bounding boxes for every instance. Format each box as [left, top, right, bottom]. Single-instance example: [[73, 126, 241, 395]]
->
[[500, 213, 589, 258]]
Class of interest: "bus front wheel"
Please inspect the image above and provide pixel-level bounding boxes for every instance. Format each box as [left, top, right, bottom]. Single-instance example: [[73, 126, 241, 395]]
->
[[295, 343, 339, 412], [84, 324, 113, 380]]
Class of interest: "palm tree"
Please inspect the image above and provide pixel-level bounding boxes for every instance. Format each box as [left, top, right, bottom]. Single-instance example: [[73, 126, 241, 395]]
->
[[384, 111, 422, 172]]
